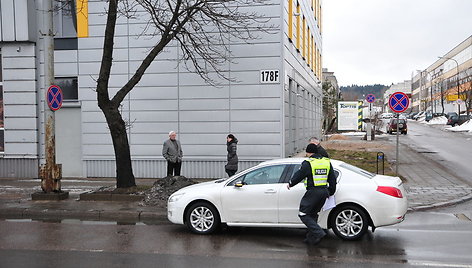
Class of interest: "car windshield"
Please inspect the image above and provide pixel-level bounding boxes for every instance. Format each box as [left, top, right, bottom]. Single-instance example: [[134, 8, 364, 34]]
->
[[340, 163, 375, 179]]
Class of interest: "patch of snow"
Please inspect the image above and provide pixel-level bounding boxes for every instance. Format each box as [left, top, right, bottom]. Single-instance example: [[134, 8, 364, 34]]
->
[[417, 115, 426, 123], [445, 120, 472, 132], [426, 116, 448, 125], [340, 132, 366, 136]]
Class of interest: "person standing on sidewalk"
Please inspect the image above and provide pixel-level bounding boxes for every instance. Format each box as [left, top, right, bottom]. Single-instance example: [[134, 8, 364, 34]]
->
[[287, 143, 336, 245], [225, 134, 238, 177], [162, 131, 183, 177], [309, 137, 329, 158]]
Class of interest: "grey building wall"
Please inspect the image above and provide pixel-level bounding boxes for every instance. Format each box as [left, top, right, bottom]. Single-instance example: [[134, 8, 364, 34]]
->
[[1, 0, 322, 179], [0, 44, 38, 177], [67, 0, 287, 178]]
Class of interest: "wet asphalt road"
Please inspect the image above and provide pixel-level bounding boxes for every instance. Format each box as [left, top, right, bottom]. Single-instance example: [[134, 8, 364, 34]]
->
[[393, 120, 472, 184], [1, 202, 472, 268]]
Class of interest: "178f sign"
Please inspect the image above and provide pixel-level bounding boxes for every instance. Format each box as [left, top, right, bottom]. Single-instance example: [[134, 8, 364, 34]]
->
[[260, 70, 280, 84]]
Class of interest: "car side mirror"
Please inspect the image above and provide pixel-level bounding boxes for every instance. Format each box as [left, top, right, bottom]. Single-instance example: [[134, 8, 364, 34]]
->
[[234, 181, 244, 188]]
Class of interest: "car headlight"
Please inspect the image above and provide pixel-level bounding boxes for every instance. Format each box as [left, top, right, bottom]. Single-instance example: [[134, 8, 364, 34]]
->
[[168, 193, 185, 203]]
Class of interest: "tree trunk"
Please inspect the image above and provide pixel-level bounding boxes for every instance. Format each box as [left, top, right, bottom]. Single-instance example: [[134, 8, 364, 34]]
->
[[101, 105, 136, 188]]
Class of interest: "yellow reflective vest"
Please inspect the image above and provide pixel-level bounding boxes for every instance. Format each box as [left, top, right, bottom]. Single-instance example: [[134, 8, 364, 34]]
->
[[304, 157, 330, 187]]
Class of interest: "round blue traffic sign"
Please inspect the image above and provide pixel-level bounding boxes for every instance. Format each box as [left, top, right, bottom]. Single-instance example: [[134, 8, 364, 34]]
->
[[47, 85, 63, 111], [388, 92, 409, 113], [366, 94, 376, 103]]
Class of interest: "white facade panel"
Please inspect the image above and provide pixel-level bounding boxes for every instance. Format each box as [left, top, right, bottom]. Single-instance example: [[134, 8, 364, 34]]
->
[[1, 0, 15, 41], [2, 80, 36, 92], [3, 69, 35, 81], [14, 0, 29, 41], [4, 142, 37, 155], [3, 104, 36, 117], [4, 117, 37, 130], [5, 130, 37, 143]]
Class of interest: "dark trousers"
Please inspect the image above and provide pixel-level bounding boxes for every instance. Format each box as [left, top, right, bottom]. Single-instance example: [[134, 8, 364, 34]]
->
[[226, 169, 237, 177], [298, 187, 329, 243], [167, 161, 182, 176]]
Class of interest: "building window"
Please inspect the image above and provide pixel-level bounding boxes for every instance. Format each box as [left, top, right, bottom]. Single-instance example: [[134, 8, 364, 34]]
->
[[54, 0, 77, 38], [0, 52, 4, 152], [55, 77, 78, 101], [54, 0, 79, 50]]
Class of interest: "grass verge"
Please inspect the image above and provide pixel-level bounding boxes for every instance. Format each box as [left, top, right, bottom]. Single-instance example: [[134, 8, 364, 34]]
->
[[327, 149, 397, 177]]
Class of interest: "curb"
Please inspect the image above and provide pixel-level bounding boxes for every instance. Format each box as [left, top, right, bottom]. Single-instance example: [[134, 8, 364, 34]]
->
[[408, 192, 472, 212], [0, 207, 168, 222]]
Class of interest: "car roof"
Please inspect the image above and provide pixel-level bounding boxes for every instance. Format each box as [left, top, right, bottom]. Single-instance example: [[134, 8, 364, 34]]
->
[[256, 157, 343, 167]]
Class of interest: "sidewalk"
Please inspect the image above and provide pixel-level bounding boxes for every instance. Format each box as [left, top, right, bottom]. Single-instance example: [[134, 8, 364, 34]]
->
[[1, 134, 472, 223]]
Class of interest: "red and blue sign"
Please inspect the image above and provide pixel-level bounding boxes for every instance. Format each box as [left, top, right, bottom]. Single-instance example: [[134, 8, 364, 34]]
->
[[388, 92, 409, 113], [47, 85, 63, 111], [366, 94, 376, 103]]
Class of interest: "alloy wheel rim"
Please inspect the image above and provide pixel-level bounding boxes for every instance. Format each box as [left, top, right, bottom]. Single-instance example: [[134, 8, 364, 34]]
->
[[190, 206, 214, 232], [335, 209, 363, 237]]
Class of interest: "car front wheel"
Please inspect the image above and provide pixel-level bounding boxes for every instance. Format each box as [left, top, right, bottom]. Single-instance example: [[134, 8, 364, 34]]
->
[[330, 205, 369, 241], [185, 202, 220, 234]]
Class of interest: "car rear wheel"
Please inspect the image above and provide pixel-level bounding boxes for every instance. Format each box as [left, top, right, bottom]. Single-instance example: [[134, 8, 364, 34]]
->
[[185, 202, 220, 234], [330, 205, 369, 241]]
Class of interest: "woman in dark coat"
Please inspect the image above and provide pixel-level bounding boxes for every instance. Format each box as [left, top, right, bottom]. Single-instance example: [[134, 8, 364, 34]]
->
[[225, 134, 238, 177]]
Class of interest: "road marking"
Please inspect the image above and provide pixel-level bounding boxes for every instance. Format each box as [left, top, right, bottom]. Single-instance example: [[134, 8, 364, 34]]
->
[[410, 260, 472, 268]]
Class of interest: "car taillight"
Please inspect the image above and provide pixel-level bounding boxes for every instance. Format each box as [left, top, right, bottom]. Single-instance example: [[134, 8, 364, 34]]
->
[[377, 186, 403, 198]]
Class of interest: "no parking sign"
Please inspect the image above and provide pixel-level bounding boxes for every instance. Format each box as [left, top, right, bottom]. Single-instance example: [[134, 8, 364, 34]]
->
[[388, 92, 409, 113], [47, 85, 63, 111]]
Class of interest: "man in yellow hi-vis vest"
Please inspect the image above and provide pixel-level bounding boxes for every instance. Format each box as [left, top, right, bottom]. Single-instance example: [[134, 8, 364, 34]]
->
[[287, 143, 337, 245]]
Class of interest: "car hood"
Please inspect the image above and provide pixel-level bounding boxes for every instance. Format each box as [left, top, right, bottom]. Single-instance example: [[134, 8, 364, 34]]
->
[[173, 179, 226, 194], [372, 174, 403, 187]]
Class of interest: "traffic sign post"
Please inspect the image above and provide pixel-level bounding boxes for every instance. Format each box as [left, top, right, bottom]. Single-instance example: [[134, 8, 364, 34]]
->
[[388, 92, 410, 175], [365, 94, 375, 141]]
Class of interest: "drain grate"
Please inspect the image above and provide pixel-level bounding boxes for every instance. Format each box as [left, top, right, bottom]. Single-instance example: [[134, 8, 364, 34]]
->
[[418, 151, 438, 154]]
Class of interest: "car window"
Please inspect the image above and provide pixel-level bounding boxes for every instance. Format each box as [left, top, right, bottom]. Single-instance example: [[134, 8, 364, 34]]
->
[[284, 164, 340, 183], [340, 163, 375, 179], [239, 165, 286, 185]]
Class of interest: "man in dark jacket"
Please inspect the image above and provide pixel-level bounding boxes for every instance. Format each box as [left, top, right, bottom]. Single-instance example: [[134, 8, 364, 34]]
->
[[309, 137, 329, 158], [287, 143, 336, 245], [162, 131, 183, 177], [225, 134, 238, 177]]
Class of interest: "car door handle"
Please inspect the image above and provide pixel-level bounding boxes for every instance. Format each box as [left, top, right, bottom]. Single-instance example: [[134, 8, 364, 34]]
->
[[264, 189, 277, 194]]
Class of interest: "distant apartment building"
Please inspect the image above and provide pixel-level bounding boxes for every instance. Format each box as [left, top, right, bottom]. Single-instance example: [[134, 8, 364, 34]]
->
[[411, 35, 472, 114], [0, 0, 324, 178], [322, 68, 340, 98]]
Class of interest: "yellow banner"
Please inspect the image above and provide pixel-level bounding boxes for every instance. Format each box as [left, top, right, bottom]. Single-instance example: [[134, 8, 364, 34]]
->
[[77, 0, 89, 38], [447, 94, 466, 102]]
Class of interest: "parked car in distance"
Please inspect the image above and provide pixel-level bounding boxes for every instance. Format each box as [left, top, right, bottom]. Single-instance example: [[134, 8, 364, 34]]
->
[[447, 114, 471, 126], [413, 111, 424, 120], [380, 113, 394, 119], [407, 112, 418, 119], [168, 158, 408, 241], [386, 118, 407, 134], [425, 111, 433, 122], [445, 112, 458, 119]]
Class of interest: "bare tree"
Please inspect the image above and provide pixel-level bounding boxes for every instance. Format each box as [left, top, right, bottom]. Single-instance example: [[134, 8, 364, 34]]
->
[[96, 0, 271, 188]]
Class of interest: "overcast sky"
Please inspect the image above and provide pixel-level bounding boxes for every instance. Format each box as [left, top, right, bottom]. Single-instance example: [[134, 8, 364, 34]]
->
[[323, 0, 472, 86]]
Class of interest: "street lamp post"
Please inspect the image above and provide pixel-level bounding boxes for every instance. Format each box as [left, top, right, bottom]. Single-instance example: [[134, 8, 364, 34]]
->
[[439, 56, 460, 115]]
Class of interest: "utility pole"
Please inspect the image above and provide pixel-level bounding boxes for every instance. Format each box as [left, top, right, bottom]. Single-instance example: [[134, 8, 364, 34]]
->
[[439, 56, 460, 115], [33, 0, 67, 200]]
